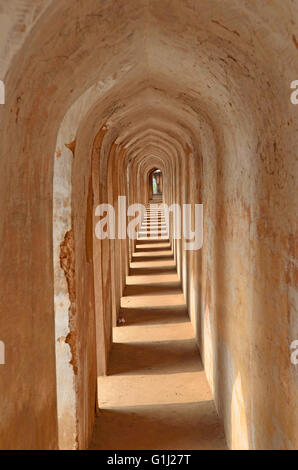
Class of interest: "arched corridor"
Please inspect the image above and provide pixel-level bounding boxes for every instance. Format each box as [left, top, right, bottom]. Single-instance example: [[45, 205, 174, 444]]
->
[[0, 0, 297, 451], [90, 202, 226, 450]]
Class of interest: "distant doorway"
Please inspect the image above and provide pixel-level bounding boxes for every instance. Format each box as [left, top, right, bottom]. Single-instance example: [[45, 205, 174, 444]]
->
[[149, 169, 163, 199]]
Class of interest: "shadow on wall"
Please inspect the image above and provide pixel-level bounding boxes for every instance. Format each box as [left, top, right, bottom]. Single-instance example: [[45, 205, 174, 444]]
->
[[211, 137, 251, 450]]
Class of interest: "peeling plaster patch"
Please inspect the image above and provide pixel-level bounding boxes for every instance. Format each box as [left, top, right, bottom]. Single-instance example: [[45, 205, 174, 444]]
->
[[59, 228, 78, 378], [65, 330, 78, 376], [60, 229, 76, 305]]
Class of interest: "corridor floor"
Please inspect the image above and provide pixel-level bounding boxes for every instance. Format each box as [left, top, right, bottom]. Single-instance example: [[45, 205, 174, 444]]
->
[[90, 203, 227, 450]]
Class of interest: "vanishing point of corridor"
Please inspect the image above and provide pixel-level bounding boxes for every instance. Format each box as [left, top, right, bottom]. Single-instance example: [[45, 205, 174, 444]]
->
[[90, 200, 227, 449]]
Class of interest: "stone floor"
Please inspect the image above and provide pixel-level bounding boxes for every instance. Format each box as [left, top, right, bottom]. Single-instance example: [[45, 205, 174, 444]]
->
[[90, 204, 227, 450]]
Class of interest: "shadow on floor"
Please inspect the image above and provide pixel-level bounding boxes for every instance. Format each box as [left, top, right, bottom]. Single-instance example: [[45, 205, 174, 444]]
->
[[120, 308, 188, 326], [129, 266, 176, 275], [123, 283, 182, 296], [108, 339, 204, 376], [90, 402, 227, 450]]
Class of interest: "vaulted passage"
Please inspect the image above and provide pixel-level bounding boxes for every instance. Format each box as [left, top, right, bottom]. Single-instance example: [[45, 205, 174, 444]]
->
[[0, 1, 297, 451]]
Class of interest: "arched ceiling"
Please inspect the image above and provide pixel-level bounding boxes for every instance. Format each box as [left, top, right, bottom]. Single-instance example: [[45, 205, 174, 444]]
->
[[2, 0, 297, 182]]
